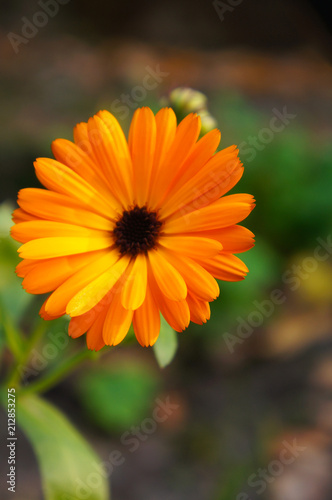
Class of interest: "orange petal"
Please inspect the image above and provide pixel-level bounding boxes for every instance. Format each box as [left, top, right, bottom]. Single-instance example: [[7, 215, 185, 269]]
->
[[149, 270, 190, 332], [150, 113, 201, 209], [197, 252, 249, 281], [164, 250, 220, 301], [164, 194, 255, 233], [185, 225, 255, 253], [128, 107, 156, 206], [159, 147, 242, 219], [103, 292, 133, 346], [12, 208, 38, 224], [39, 297, 62, 320], [73, 121, 97, 161], [97, 110, 134, 197], [133, 284, 160, 346], [150, 108, 177, 184], [16, 259, 37, 278], [34, 158, 117, 219], [51, 138, 121, 210], [86, 306, 109, 351], [17, 189, 112, 231], [69, 289, 114, 339], [166, 128, 221, 193], [148, 248, 187, 301], [159, 235, 222, 259], [44, 249, 118, 317], [87, 115, 133, 206], [186, 293, 210, 325], [11, 220, 110, 244], [22, 251, 105, 294]]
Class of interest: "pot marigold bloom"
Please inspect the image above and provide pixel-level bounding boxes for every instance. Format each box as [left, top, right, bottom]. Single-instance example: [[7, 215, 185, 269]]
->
[[11, 107, 255, 350]]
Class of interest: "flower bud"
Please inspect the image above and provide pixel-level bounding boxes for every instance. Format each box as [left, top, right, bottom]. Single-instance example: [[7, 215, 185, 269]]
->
[[163, 87, 218, 135]]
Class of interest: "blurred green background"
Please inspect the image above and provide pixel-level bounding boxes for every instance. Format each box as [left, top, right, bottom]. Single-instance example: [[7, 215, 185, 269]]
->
[[1, 0, 332, 499]]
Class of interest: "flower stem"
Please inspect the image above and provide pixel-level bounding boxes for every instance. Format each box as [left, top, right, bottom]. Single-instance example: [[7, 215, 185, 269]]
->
[[5, 319, 48, 389], [18, 348, 98, 396], [1, 306, 26, 364]]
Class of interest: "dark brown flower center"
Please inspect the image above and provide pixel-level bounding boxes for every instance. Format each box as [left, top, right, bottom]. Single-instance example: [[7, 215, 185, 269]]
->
[[113, 206, 162, 256]]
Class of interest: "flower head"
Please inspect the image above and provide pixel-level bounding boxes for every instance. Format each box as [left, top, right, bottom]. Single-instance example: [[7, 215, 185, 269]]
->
[[11, 107, 255, 349]]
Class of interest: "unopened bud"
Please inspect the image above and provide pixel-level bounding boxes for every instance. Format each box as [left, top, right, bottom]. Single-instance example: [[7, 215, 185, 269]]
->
[[198, 109, 218, 135], [162, 87, 218, 136], [169, 87, 207, 114]]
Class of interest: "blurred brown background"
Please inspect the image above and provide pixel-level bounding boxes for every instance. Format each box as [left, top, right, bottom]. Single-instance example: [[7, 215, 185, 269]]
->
[[1, 1, 332, 499]]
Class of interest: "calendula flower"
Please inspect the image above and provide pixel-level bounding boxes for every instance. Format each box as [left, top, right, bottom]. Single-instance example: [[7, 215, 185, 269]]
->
[[11, 107, 255, 350]]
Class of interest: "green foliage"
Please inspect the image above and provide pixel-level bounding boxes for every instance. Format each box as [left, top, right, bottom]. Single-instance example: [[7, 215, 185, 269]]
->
[[0, 203, 33, 323], [17, 394, 110, 500], [153, 316, 178, 368], [76, 362, 160, 433]]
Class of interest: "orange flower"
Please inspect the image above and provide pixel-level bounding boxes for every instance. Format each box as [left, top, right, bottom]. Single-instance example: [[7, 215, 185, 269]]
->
[[11, 108, 255, 349]]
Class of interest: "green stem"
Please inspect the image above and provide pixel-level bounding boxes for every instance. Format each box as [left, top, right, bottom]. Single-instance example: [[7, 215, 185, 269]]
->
[[18, 348, 98, 396], [1, 308, 26, 363], [5, 320, 48, 388]]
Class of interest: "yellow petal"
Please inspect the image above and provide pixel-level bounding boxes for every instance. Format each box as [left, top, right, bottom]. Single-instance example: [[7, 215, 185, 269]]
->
[[121, 253, 147, 310], [44, 249, 119, 316], [18, 236, 113, 259], [66, 255, 130, 317]]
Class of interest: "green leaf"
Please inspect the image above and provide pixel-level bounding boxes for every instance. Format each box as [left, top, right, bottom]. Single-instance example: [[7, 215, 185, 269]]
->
[[153, 316, 178, 368], [17, 394, 110, 500], [77, 362, 159, 433]]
